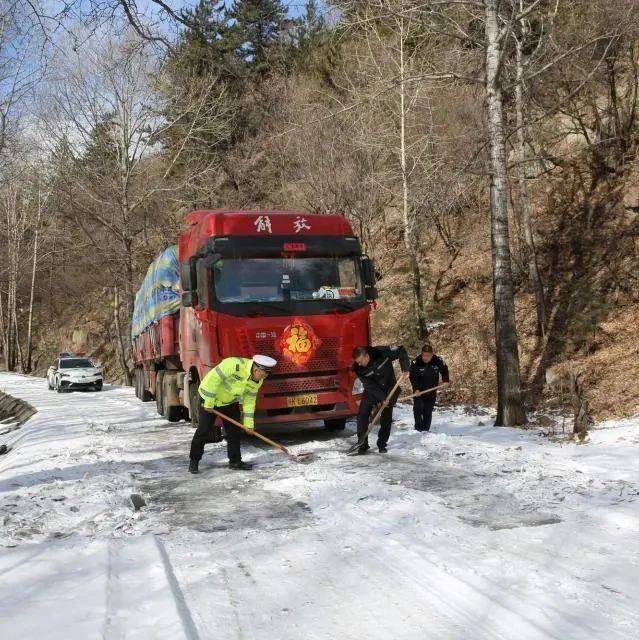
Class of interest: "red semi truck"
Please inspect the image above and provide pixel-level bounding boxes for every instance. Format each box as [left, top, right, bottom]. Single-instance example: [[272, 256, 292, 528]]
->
[[131, 210, 378, 430]]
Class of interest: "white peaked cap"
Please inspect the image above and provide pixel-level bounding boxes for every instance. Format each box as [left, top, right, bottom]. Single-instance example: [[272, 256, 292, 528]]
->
[[253, 354, 277, 370]]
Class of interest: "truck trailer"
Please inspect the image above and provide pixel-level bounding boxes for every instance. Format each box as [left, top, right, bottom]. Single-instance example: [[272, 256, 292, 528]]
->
[[131, 210, 378, 430]]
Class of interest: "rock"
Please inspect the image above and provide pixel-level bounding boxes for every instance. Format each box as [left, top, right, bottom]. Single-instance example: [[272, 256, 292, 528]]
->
[[0, 444, 8, 455], [130, 494, 146, 511], [535, 415, 555, 427]]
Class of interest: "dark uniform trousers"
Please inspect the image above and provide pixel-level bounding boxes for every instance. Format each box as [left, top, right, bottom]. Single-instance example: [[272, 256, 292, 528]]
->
[[189, 401, 243, 463], [357, 396, 394, 449], [414, 393, 437, 431]]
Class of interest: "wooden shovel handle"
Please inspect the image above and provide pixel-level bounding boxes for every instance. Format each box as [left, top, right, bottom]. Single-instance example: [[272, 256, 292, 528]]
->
[[398, 383, 449, 403], [348, 372, 409, 453], [210, 407, 292, 455]]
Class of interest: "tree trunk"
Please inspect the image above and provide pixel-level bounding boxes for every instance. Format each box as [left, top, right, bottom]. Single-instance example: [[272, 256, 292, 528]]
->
[[4, 186, 18, 371], [25, 190, 43, 373], [0, 291, 7, 368], [570, 372, 592, 441], [13, 309, 23, 371], [515, 37, 547, 337], [113, 286, 132, 385], [485, 0, 526, 426], [398, 16, 426, 339]]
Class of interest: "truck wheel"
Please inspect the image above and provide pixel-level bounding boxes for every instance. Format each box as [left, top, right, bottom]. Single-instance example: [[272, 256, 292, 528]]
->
[[188, 376, 200, 428], [165, 405, 183, 422], [156, 371, 165, 416], [324, 418, 347, 431], [140, 370, 153, 402], [162, 372, 182, 422], [134, 368, 141, 398]]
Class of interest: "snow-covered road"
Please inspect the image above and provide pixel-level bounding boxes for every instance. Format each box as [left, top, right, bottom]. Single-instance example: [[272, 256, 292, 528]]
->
[[1, 372, 638, 639]]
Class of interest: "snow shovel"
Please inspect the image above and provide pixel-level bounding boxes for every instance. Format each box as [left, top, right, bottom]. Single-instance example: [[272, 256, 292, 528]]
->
[[346, 373, 409, 455], [210, 408, 315, 463], [397, 383, 450, 403]]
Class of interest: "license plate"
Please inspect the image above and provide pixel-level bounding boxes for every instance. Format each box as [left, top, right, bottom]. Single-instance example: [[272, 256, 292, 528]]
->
[[287, 394, 318, 408]]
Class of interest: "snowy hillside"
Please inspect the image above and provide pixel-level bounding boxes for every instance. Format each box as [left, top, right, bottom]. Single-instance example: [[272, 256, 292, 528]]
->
[[1, 372, 638, 639]]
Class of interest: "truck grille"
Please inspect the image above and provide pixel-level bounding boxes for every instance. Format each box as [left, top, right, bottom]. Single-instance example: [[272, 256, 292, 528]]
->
[[242, 334, 342, 374], [263, 375, 340, 396]]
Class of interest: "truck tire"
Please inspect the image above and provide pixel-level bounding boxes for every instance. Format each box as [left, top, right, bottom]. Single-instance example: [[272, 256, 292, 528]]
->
[[188, 376, 200, 428], [162, 372, 182, 423], [324, 418, 347, 431], [140, 369, 153, 402], [156, 371, 165, 416], [165, 405, 183, 422], [134, 368, 142, 399]]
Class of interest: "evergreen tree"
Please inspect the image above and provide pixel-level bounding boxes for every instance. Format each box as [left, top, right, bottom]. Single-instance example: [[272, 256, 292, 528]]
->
[[176, 0, 239, 82], [226, 0, 286, 75]]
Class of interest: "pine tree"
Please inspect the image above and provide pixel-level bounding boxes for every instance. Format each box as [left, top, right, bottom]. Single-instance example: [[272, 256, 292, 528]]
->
[[226, 0, 286, 75], [175, 0, 239, 82]]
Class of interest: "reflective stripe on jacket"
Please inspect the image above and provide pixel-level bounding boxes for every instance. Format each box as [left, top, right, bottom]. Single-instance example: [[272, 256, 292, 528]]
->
[[198, 357, 262, 428]]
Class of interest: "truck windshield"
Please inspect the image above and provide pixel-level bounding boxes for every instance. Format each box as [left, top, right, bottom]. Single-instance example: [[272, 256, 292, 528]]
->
[[213, 257, 363, 304]]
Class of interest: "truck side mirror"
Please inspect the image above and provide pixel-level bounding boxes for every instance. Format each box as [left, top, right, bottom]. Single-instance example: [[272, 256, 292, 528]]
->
[[361, 256, 378, 302], [361, 256, 376, 286]]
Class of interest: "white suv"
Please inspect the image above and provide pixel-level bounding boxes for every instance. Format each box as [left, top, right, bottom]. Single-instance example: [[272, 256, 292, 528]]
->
[[47, 356, 104, 393]]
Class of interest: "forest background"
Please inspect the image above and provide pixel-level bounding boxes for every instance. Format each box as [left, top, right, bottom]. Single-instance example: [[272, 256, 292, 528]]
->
[[1, 0, 637, 422]]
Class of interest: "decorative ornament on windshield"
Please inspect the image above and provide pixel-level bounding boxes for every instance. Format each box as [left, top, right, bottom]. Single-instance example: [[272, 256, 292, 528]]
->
[[276, 318, 322, 367]]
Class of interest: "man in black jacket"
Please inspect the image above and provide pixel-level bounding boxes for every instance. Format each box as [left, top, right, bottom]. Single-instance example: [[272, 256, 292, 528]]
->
[[409, 343, 450, 432], [352, 345, 410, 454]]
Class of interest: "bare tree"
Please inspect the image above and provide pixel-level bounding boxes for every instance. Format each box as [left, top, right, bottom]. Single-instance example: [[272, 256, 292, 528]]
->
[[483, 0, 526, 425], [24, 185, 47, 373], [40, 31, 228, 382], [339, 0, 444, 339], [512, 3, 548, 337]]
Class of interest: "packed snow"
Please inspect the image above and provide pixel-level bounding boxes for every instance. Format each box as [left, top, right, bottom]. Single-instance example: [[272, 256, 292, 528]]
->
[[1, 372, 638, 639]]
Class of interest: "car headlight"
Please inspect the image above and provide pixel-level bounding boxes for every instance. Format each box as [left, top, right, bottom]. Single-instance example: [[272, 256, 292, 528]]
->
[[352, 378, 363, 395]]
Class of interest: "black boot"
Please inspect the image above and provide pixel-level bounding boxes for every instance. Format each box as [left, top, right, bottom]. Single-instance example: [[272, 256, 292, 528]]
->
[[378, 445, 388, 453], [188, 459, 199, 474], [357, 444, 370, 455], [229, 460, 253, 471]]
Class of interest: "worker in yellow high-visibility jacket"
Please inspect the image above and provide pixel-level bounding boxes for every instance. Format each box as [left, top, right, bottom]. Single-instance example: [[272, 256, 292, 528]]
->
[[189, 354, 277, 473]]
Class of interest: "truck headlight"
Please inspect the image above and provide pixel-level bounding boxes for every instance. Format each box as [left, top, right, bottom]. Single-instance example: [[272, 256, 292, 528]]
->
[[352, 379, 363, 395]]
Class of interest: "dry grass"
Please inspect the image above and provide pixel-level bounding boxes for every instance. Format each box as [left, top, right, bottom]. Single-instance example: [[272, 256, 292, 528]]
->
[[371, 191, 639, 421]]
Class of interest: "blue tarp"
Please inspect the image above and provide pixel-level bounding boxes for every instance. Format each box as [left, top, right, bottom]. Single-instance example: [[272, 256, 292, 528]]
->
[[131, 246, 181, 338]]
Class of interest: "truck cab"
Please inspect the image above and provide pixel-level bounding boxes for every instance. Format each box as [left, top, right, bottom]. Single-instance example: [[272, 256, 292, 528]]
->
[[133, 210, 377, 430]]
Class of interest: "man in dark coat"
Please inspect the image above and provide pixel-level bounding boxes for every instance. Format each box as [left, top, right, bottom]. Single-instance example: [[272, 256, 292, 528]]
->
[[352, 345, 410, 454], [409, 343, 450, 432]]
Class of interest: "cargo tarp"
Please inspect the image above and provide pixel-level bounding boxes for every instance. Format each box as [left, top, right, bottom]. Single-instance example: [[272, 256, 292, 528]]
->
[[132, 245, 181, 338]]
